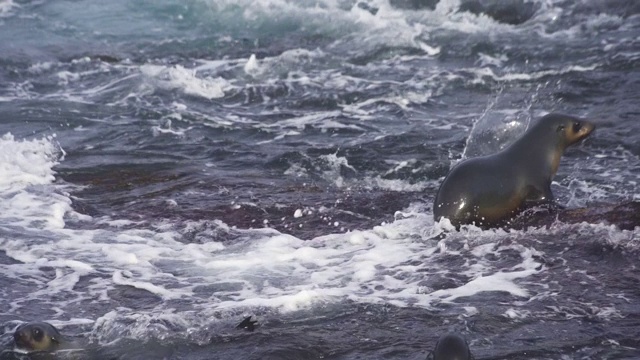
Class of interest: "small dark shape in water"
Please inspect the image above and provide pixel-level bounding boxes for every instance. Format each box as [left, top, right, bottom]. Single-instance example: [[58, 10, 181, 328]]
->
[[389, 0, 440, 11], [459, 0, 539, 25], [426, 333, 473, 360], [13, 322, 63, 352], [92, 55, 121, 64], [236, 316, 258, 332], [357, 2, 379, 15]]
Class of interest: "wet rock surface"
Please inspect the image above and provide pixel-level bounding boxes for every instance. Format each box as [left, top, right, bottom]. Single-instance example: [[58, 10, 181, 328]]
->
[[513, 201, 640, 231]]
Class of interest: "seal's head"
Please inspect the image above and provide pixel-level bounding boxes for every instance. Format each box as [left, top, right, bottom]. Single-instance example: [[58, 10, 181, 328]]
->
[[526, 113, 595, 176], [13, 322, 62, 352], [536, 113, 595, 149], [427, 333, 472, 360]]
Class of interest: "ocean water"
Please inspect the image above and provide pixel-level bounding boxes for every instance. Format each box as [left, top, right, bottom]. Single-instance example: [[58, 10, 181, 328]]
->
[[0, 0, 639, 359]]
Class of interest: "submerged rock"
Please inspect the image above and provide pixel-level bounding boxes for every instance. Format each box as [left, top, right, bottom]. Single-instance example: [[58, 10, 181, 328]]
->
[[388, 0, 440, 11], [512, 201, 640, 231], [571, 0, 640, 18], [459, 0, 539, 25]]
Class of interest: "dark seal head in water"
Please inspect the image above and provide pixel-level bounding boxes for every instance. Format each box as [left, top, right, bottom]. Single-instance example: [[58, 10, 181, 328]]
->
[[13, 322, 63, 352], [434, 113, 595, 228], [427, 333, 472, 360]]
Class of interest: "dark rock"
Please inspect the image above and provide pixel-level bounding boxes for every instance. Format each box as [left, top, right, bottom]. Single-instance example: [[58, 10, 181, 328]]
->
[[459, 0, 539, 25], [389, 0, 440, 11], [511, 201, 640, 231]]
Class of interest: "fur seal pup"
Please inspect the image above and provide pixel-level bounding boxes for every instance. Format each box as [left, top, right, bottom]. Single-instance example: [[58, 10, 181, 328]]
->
[[426, 333, 472, 360], [13, 322, 64, 352], [434, 113, 595, 228]]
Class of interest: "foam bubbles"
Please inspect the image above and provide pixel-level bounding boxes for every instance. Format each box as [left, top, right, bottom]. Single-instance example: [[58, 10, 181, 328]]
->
[[504, 308, 530, 319], [0, 130, 635, 353], [0, 133, 73, 231], [140, 64, 231, 100], [112, 270, 186, 300], [244, 54, 260, 75], [0, 2, 637, 352], [0, 0, 18, 18], [0, 133, 60, 188]]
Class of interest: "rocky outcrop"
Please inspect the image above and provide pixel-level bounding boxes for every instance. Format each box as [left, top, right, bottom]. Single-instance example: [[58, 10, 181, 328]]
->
[[459, 0, 539, 25], [511, 201, 640, 231]]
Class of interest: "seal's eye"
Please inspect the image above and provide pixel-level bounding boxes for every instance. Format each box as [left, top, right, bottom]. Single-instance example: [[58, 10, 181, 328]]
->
[[32, 328, 43, 341], [572, 121, 582, 132], [556, 125, 565, 132]]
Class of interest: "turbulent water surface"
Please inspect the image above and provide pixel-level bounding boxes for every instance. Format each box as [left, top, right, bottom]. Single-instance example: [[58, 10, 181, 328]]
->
[[0, 0, 639, 359]]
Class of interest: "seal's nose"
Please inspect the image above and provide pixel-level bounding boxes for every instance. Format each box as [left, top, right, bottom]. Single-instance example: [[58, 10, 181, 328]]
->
[[569, 120, 595, 145], [13, 329, 27, 346], [580, 121, 595, 139]]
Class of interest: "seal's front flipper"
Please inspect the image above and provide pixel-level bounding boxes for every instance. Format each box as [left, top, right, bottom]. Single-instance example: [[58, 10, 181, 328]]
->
[[523, 185, 565, 213]]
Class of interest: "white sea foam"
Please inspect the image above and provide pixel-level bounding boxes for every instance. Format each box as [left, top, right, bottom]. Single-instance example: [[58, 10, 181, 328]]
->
[[255, 110, 343, 132], [0, 133, 74, 231], [244, 54, 260, 75], [365, 176, 431, 192], [504, 308, 530, 319], [151, 119, 191, 137], [56, 70, 81, 84], [28, 61, 54, 74], [203, 0, 442, 56], [112, 270, 185, 299], [476, 52, 508, 68], [0, 2, 636, 346], [468, 64, 598, 84], [0, 133, 59, 188], [0, 0, 18, 17], [0, 131, 635, 347], [140, 64, 231, 100]]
